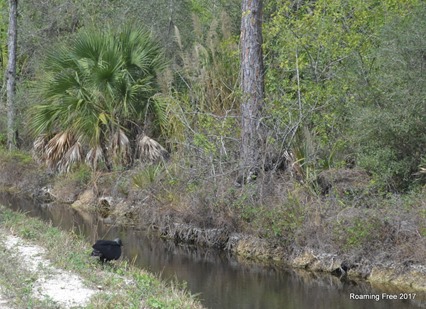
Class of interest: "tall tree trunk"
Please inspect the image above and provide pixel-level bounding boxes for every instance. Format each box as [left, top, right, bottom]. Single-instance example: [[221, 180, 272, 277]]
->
[[240, 0, 264, 178], [6, 0, 18, 151]]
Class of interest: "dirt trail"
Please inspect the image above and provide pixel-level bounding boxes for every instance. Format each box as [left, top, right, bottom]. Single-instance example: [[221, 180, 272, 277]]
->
[[0, 288, 11, 309], [0, 230, 97, 308]]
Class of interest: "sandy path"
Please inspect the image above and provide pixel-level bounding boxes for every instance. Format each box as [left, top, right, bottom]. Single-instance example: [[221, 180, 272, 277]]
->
[[1, 233, 97, 308], [0, 288, 11, 309]]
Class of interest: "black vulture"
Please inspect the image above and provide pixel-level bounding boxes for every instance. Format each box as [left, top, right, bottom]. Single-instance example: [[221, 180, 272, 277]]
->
[[91, 238, 123, 264]]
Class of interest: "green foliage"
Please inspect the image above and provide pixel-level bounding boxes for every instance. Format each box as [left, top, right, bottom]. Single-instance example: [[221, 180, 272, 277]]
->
[[344, 218, 375, 249], [0, 147, 33, 164], [132, 164, 165, 188], [160, 10, 241, 174], [68, 164, 92, 186], [234, 188, 306, 242], [188, 0, 241, 33], [0, 132, 5, 146], [420, 208, 426, 237], [333, 215, 377, 250], [233, 187, 257, 223], [191, 113, 239, 159], [352, 3, 426, 191], [174, 12, 240, 114], [260, 194, 306, 241], [263, 0, 417, 173], [0, 0, 7, 75], [27, 25, 167, 171], [148, 298, 167, 309], [30, 25, 165, 139]]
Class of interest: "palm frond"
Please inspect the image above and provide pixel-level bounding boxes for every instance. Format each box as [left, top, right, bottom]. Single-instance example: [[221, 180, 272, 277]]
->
[[45, 131, 76, 171], [32, 135, 49, 163], [137, 134, 168, 163], [148, 94, 168, 132], [110, 129, 131, 166], [86, 146, 104, 170], [57, 141, 84, 173]]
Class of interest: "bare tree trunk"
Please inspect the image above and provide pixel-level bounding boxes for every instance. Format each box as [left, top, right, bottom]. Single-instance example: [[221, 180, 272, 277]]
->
[[7, 0, 18, 151], [240, 0, 264, 179]]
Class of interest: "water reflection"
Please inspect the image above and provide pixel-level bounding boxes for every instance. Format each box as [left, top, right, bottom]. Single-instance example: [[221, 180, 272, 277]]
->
[[0, 192, 424, 309]]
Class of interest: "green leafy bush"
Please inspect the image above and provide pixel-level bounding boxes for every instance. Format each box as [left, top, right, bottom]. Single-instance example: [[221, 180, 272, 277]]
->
[[352, 3, 426, 191]]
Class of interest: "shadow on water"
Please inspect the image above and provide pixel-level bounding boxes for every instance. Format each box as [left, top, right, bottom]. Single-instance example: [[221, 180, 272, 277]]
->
[[0, 191, 424, 309]]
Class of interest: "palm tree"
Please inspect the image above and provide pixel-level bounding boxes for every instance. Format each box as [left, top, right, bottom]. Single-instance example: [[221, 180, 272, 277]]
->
[[30, 25, 168, 172]]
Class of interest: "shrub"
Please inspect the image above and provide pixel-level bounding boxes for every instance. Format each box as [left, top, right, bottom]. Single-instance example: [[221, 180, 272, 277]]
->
[[352, 3, 426, 191]]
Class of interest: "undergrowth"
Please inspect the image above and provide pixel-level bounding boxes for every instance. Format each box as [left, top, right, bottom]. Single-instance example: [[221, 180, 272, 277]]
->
[[118, 160, 425, 265]]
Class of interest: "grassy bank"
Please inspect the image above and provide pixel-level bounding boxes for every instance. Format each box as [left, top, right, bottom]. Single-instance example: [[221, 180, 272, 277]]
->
[[0, 205, 204, 309], [0, 148, 425, 291]]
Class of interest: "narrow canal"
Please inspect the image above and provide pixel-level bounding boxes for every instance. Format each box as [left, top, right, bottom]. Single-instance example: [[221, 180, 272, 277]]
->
[[0, 192, 423, 309]]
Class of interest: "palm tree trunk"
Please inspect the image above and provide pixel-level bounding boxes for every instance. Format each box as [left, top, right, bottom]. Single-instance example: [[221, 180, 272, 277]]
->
[[6, 0, 18, 151], [99, 129, 112, 171], [240, 0, 264, 179]]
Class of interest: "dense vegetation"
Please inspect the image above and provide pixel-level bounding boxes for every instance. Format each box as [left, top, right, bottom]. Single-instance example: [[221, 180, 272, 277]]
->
[[0, 0, 425, 266]]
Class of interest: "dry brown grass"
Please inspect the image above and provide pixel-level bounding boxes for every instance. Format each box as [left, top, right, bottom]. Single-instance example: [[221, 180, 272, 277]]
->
[[1, 148, 424, 288], [120, 163, 426, 271]]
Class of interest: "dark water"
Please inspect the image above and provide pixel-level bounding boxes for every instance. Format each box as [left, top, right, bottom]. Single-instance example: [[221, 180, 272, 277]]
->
[[0, 192, 424, 309]]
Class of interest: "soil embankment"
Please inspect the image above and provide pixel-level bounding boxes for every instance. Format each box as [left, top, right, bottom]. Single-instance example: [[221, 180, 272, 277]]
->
[[0, 151, 425, 294]]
